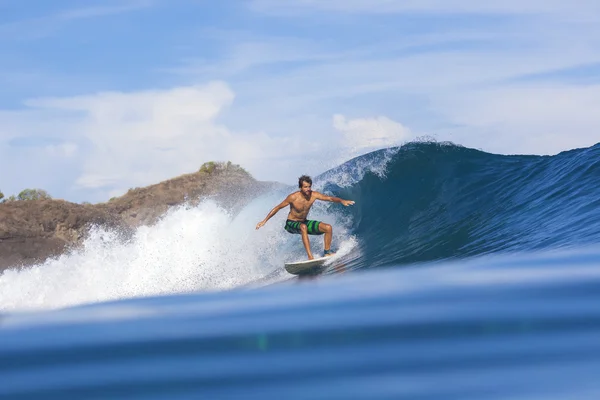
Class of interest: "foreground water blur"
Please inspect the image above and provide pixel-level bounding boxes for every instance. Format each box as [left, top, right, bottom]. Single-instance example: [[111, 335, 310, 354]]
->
[[2, 247, 600, 399]]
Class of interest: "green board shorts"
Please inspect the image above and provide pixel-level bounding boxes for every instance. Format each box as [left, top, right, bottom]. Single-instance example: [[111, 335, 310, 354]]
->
[[284, 219, 323, 235]]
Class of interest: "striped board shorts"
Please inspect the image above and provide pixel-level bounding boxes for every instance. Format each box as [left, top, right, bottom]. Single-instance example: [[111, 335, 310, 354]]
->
[[284, 219, 323, 235]]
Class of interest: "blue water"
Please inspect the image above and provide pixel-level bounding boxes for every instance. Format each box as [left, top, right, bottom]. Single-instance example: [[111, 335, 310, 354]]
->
[[1, 141, 600, 399]]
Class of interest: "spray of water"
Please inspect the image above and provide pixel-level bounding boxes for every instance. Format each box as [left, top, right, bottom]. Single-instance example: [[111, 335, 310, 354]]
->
[[316, 147, 400, 189], [0, 195, 357, 312], [0, 201, 254, 311]]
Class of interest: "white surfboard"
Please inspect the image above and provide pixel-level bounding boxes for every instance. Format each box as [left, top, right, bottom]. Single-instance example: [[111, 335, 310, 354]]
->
[[284, 256, 331, 275]]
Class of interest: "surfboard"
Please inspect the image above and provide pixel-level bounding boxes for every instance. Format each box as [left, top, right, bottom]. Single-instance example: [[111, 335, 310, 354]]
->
[[284, 256, 330, 275]]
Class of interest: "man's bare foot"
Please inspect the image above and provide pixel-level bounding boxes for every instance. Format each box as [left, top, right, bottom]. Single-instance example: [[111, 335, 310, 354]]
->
[[324, 250, 336, 257]]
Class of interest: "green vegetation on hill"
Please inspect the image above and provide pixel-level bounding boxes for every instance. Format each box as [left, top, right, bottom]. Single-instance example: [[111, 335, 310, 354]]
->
[[199, 161, 217, 174], [18, 189, 52, 201], [199, 161, 251, 177], [0, 188, 52, 202]]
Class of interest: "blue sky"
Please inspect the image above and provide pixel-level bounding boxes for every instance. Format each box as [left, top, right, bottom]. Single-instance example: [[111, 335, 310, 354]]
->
[[1, 0, 599, 203]]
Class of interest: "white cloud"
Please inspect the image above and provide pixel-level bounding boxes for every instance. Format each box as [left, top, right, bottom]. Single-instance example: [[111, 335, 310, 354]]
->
[[1, 81, 326, 200], [433, 84, 600, 154], [333, 114, 412, 151], [24, 82, 236, 190], [168, 33, 339, 78]]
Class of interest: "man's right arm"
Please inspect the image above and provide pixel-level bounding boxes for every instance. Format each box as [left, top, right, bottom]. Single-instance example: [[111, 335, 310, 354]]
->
[[256, 195, 292, 229]]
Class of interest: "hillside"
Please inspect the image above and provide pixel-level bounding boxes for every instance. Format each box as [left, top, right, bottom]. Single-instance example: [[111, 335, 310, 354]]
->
[[0, 162, 281, 271]]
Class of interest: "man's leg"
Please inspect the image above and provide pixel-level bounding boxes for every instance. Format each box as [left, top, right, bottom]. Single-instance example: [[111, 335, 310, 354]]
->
[[300, 223, 314, 259], [318, 222, 334, 255]]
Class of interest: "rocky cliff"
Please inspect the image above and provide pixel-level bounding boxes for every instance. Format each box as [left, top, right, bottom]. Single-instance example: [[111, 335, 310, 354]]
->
[[0, 163, 281, 271]]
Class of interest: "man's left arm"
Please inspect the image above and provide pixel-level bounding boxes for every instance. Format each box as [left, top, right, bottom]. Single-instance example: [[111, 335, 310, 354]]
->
[[314, 192, 355, 207]]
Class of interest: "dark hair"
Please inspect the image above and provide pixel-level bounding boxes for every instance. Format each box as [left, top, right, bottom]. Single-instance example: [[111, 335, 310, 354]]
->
[[298, 175, 312, 188]]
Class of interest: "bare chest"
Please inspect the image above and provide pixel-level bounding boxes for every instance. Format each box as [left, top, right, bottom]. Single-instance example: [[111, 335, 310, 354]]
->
[[290, 196, 315, 213]]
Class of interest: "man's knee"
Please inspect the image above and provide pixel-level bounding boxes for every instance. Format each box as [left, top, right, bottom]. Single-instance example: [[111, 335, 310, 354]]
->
[[320, 223, 332, 233], [300, 223, 308, 233]]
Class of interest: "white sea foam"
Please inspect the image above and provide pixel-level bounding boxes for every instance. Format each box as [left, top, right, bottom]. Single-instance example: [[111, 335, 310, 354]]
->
[[315, 147, 400, 188]]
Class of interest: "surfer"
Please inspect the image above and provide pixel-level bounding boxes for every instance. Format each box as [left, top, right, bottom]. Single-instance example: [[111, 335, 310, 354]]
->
[[255, 175, 355, 260]]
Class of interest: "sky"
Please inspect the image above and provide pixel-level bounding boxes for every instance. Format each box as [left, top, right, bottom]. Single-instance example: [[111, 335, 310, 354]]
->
[[1, 0, 599, 203]]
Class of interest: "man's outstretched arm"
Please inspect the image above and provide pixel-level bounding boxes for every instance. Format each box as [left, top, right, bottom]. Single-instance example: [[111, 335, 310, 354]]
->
[[313, 192, 355, 206], [256, 195, 292, 229]]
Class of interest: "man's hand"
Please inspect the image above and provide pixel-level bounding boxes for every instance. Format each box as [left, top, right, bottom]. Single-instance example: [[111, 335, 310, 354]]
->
[[341, 200, 355, 207], [256, 220, 266, 230]]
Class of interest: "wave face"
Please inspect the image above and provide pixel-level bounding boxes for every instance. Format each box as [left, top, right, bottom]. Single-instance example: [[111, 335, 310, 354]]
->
[[317, 141, 600, 270]]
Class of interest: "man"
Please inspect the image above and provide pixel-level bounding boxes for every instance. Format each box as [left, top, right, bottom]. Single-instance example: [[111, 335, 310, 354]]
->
[[255, 175, 355, 260]]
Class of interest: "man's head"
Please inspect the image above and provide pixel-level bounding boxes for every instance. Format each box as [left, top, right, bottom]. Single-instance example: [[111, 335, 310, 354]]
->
[[298, 175, 312, 196]]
